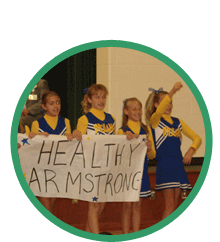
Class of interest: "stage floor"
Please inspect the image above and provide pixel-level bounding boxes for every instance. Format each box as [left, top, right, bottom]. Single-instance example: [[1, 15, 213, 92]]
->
[[52, 169, 201, 234]]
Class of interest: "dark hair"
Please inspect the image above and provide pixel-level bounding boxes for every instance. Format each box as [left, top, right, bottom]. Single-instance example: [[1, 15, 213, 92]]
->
[[42, 91, 60, 106]]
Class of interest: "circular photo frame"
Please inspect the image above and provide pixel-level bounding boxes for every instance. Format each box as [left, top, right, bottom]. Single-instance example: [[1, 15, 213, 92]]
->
[[11, 40, 212, 241]]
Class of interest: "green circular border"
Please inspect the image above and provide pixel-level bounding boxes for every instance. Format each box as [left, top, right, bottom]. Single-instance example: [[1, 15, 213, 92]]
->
[[11, 40, 212, 241]]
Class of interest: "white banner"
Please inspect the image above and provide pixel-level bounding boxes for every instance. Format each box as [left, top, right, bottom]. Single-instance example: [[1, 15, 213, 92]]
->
[[18, 134, 147, 202]]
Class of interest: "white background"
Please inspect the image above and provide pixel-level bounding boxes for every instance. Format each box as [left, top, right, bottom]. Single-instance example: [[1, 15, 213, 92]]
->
[[1, 1, 219, 241]]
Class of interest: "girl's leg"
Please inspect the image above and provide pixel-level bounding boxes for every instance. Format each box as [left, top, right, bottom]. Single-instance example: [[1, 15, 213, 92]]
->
[[174, 188, 181, 209], [85, 221, 90, 233], [122, 202, 132, 234], [86, 202, 99, 233], [50, 198, 57, 213], [38, 197, 52, 212], [132, 199, 142, 232], [162, 188, 175, 219], [98, 202, 106, 218], [86, 202, 105, 234]]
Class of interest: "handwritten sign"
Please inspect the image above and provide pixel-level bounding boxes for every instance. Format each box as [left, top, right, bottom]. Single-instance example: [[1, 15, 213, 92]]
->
[[18, 134, 147, 202]]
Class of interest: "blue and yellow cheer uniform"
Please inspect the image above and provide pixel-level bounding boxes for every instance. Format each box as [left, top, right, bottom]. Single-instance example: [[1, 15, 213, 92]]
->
[[77, 108, 116, 135], [151, 95, 202, 191], [31, 114, 71, 135], [118, 120, 156, 198]]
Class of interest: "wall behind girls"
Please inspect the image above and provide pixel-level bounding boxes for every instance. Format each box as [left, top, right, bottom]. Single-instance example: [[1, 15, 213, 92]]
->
[[97, 47, 205, 157]]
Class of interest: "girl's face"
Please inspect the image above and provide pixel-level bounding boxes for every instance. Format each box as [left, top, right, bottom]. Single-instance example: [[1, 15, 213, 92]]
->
[[125, 101, 142, 122], [155, 94, 173, 115], [42, 95, 61, 117], [88, 90, 107, 110]]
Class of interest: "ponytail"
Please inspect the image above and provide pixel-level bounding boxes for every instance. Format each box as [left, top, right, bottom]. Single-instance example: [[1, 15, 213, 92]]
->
[[145, 88, 168, 125], [81, 93, 91, 114], [145, 92, 156, 126]]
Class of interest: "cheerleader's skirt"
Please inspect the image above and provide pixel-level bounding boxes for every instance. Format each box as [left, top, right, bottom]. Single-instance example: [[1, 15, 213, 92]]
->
[[155, 156, 192, 191], [140, 158, 151, 198]]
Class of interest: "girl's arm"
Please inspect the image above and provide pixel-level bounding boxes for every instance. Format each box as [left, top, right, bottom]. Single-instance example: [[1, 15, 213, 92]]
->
[[31, 120, 39, 134], [72, 129, 82, 141], [31, 120, 49, 137], [28, 131, 37, 139], [117, 128, 124, 135], [25, 125, 36, 139], [118, 127, 155, 160], [29, 121, 38, 139], [117, 128, 138, 140], [64, 118, 73, 141], [112, 116, 117, 135], [150, 82, 182, 129], [150, 95, 172, 128], [65, 118, 71, 134], [72, 115, 88, 141], [76, 115, 88, 135], [146, 127, 156, 160], [25, 125, 30, 136], [183, 147, 196, 165], [168, 82, 182, 99], [180, 119, 202, 165]]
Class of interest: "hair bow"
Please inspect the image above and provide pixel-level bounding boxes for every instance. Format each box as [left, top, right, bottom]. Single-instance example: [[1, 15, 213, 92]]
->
[[148, 87, 163, 94], [39, 108, 46, 114], [83, 87, 90, 94]]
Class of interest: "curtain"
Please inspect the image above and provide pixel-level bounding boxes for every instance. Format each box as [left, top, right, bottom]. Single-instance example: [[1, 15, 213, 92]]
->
[[42, 49, 96, 131]]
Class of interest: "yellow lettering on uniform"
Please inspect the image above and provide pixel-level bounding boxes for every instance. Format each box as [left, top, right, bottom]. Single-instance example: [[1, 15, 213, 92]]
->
[[94, 124, 101, 134], [94, 123, 115, 134], [163, 127, 181, 138]]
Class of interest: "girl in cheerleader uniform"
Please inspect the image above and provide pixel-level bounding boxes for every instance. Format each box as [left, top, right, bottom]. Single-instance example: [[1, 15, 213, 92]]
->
[[145, 82, 202, 219], [118, 97, 156, 233], [31, 91, 73, 213], [72, 84, 116, 234]]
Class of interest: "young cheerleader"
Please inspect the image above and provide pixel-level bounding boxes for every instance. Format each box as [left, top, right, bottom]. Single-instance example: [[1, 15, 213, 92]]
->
[[118, 97, 156, 233], [31, 91, 73, 212], [73, 84, 116, 234], [145, 82, 202, 219]]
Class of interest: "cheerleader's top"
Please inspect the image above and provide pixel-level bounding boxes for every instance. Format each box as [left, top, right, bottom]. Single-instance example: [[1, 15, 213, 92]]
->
[[118, 119, 156, 160], [150, 94, 202, 158], [76, 108, 116, 135], [31, 114, 71, 135]]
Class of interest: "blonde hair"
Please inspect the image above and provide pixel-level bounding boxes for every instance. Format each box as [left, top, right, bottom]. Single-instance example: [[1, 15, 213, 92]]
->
[[145, 90, 168, 125], [81, 84, 108, 114], [122, 97, 148, 135]]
